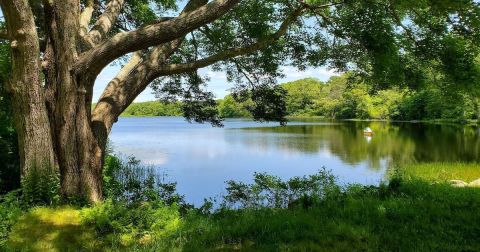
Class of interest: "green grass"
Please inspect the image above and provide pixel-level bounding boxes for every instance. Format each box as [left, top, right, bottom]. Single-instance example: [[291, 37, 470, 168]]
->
[[3, 180, 480, 251], [5, 207, 103, 252], [166, 181, 480, 251], [400, 162, 480, 183]]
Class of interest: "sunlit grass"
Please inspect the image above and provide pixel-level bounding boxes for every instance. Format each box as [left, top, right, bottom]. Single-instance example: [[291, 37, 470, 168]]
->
[[6, 207, 104, 252], [400, 162, 480, 183]]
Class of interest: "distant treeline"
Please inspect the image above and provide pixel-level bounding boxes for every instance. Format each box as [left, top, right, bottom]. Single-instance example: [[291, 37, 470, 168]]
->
[[280, 75, 480, 121], [118, 73, 480, 122], [121, 101, 183, 117]]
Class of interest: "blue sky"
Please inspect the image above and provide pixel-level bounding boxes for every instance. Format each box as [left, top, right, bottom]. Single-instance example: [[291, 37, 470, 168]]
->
[[93, 65, 340, 102]]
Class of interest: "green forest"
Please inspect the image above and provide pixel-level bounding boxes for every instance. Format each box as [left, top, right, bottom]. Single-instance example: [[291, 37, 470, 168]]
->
[[122, 73, 480, 123], [281, 75, 479, 122], [122, 101, 183, 117]]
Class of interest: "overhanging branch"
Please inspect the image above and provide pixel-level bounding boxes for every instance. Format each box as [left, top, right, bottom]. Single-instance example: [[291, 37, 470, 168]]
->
[[81, 0, 125, 50], [74, 0, 241, 76], [151, 7, 305, 78], [90, 0, 209, 134]]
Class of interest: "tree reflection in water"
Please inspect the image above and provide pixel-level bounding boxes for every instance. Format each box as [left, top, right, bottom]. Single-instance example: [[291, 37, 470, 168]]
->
[[235, 121, 480, 171]]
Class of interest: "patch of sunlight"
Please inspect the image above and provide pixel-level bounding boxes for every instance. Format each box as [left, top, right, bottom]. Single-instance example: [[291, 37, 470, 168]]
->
[[401, 162, 480, 182], [162, 217, 181, 234], [6, 206, 104, 252]]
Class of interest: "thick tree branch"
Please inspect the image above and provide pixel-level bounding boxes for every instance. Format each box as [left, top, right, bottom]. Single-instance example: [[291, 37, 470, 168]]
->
[[90, 40, 183, 139], [151, 8, 305, 78], [81, 0, 125, 50], [91, 6, 303, 135], [79, 0, 94, 39], [91, 0, 208, 137], [75, 0, 240, 76]]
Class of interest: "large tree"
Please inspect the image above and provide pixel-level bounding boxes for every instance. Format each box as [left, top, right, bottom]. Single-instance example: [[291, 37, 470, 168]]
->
[[0, 0, 478, 202]]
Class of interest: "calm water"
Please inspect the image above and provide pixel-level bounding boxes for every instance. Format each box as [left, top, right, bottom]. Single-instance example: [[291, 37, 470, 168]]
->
[[109, 117, 480, 205]]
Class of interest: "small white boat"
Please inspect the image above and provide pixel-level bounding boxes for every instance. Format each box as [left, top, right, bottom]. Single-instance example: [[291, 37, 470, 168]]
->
[[363, 127, 374, 136]]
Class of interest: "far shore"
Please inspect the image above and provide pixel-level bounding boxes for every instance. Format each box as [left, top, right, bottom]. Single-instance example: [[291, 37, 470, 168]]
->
[[117, 115, 480, 126]]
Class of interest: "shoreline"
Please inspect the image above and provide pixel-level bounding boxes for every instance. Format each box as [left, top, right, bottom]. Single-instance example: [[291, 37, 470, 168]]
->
[[118, 115, 480, 126]]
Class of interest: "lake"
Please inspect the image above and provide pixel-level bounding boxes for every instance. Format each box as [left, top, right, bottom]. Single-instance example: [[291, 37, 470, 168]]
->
[[109, 117, 480, 205]]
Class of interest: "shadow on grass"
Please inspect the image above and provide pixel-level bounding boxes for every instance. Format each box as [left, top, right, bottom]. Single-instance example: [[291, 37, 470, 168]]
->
[[6, 207, 104, 252]]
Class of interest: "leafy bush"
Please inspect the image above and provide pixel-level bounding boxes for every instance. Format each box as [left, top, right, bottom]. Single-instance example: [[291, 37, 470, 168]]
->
[[222, 168, 339, 209], [0, 190, 24, 247], [81, 200, 181, 246], [21, 166, 60, 206], [82, 155, 189, 246]]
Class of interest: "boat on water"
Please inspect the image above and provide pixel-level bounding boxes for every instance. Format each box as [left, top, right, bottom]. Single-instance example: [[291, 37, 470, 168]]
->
[[363, 127, 374, 136]]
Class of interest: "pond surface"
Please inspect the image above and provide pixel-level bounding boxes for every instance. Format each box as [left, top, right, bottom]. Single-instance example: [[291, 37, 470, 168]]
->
[[109, 117, 480, 205]]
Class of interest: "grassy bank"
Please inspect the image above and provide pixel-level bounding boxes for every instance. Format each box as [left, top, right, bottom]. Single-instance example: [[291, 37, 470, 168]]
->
[[2, 161, 480, 251], [3, 180, 480, 251], [400, 162, 480, 183]]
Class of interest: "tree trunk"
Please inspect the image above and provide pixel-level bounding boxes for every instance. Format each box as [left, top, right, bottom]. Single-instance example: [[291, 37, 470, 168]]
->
[[0, 0, 56, 178], [2, 0, 105, 203], [43, 0, 104, 202]]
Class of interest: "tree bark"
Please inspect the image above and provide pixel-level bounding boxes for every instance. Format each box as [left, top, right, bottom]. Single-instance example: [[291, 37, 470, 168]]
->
[[0, 0, 56, 178], [43, 0, 104, 202]]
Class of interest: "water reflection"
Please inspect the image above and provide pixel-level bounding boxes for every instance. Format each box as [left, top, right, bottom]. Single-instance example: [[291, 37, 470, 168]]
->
[[110, 117, 480, 204], [235, 121, 480, 168]]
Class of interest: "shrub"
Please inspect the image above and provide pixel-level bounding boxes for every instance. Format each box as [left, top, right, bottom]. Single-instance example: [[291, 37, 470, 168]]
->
[[0, 190, 24, 248], [81, 155, 190, 246], [81, 200, 181, 246], [21, 165, 60, 206], [222, 168, 339, 209]]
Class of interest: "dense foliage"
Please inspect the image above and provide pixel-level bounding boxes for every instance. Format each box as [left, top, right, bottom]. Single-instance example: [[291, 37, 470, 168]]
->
[[279, 75, 480, 121], [0, 41, 19, 194], [145, 0, 480, 125], [0, 191, 23, 247], [215, 74, 479, 121]]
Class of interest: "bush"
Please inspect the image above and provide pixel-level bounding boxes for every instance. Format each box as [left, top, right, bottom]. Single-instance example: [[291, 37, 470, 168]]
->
[[21, 166, 60, 206], [222, 168, 339, 209], [0, 190, 24, 248], [81, 199, 181, 246]]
